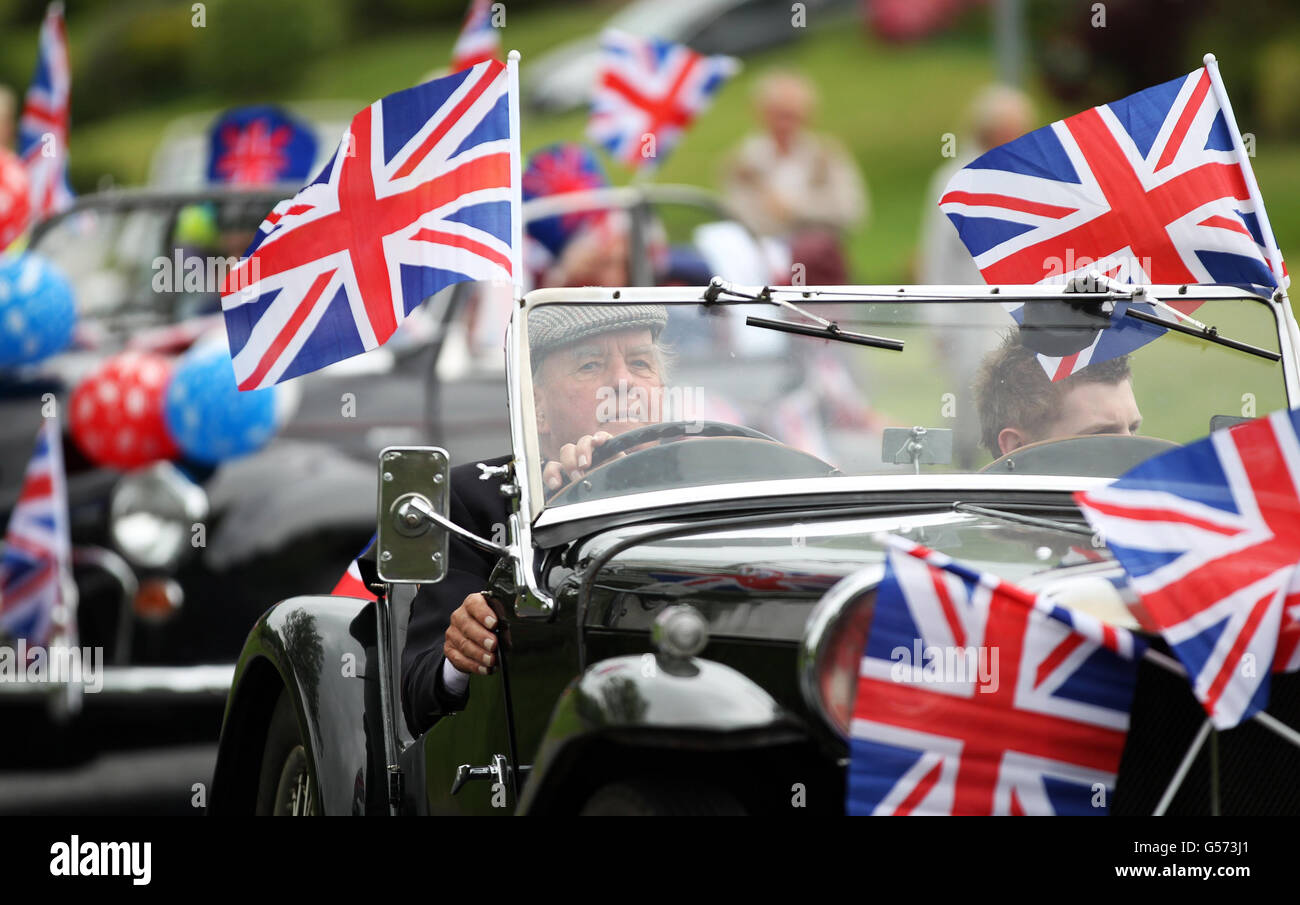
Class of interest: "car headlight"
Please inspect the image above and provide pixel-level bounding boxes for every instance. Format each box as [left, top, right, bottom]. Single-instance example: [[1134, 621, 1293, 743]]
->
[[798, 565, 884, 738], [109, 462, 209, 571]]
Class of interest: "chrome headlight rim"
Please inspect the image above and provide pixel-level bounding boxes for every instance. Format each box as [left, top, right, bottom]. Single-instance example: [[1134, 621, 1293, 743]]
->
[[798, 563, 885, 740], [108, 462, 210, 572]]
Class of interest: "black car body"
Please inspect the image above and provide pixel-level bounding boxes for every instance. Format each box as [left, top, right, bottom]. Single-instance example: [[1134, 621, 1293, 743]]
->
[[209, 281, 1300, 815]]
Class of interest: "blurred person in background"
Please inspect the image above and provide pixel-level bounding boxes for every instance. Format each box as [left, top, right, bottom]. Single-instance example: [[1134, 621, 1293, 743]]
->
[[722, 70, 867, 283], [917, 83, 1034, 285], [916, 83, 1034, 467], [0, 86, 14, 150], [722, 71, 871, 453]]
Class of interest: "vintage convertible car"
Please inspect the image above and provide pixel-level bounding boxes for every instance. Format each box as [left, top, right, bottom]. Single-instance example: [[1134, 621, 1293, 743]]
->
[[210, 281, 1300, 815]]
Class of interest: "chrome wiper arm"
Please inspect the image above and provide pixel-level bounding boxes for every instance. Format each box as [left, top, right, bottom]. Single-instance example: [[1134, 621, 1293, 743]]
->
[[704, 277, 904, 351], [952, 501, 1095, 538], [1122, 307, 1280, 361], [744, 315, 904, 351]]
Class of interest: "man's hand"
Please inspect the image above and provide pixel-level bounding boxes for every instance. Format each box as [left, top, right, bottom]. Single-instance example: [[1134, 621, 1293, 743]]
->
[[542, 430, 615, 492], [445, 592, 509, 675]]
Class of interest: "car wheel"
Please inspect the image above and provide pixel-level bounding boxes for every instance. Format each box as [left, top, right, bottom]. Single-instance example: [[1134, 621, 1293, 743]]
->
[[578, 779, 745, 816], [255, 689, 318, 816]]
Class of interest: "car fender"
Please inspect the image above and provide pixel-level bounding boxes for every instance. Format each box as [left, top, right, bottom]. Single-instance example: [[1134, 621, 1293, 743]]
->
[[209, 594, 384, 815], [518, 654, 800, 814]]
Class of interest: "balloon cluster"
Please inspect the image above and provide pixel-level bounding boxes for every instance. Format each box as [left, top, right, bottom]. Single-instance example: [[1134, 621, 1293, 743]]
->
[[0, 247, 280, 471], [70, 343, 280, 469]]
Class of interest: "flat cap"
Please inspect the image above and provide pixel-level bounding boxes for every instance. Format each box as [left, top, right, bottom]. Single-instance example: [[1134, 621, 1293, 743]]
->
[[529, 303, 668, 370]]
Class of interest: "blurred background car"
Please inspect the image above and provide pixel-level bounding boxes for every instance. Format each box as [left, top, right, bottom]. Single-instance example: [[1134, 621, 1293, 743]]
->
[[524, 0, 856, 112]]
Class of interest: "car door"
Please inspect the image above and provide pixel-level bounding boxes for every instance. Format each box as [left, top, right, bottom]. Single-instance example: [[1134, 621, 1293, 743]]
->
[[412, 572, 579, 815]]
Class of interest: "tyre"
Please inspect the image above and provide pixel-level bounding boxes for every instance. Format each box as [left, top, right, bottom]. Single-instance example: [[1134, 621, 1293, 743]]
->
[[255, 689, 318, 816], [578, 779, 745, 816]]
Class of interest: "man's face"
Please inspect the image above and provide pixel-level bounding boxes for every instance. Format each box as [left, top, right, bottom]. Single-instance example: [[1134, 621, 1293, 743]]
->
[[997, 378, 1142, 456], [760, 83, 811, 148], [534, 328, 664, 459]]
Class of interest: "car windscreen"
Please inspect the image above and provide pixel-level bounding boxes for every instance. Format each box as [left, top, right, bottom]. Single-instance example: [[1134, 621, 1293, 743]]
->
[[522, 295, 1286, 507]]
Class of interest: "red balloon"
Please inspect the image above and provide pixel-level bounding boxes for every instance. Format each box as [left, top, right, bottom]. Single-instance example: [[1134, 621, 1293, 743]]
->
[[0, 148, 30, 249], [70, 352, 180, 469]]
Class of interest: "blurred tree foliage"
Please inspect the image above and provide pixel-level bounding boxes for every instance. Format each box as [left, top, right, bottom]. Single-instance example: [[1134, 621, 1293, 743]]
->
[[1028, 0, 1300, 137], [3, 0, 576, 128]]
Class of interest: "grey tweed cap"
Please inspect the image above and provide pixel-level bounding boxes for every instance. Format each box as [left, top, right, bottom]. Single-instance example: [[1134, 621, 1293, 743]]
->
[[529, 304, 668, 370]]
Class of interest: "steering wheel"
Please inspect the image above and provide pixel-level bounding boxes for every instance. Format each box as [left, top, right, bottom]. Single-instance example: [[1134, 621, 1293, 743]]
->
[[980, 434, 1179, 478], [589, 420, 779, 469]]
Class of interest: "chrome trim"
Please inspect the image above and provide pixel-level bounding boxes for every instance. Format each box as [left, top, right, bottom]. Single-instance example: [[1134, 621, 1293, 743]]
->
[[1273, 289, 1300, 405], [513, 284, 1282, 529], [373, 590, 402, 816], [797, 564, 886, 740], [97, 664, 234, 697], [0, 664, 233, 699], [504, 308, 553, 617], [535, 473, 1113, 531], [520, 283, 1272, 307]]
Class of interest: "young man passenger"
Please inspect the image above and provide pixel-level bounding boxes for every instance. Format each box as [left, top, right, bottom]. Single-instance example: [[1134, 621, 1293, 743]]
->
[[972, 332, 1142, 460]]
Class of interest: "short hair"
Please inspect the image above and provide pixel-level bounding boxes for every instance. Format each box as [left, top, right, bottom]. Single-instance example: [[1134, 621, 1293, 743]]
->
[[972, 331, 1132, 459]]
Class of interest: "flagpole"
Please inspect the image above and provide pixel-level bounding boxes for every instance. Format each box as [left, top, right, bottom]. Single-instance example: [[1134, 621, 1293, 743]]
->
[[1203, 54, 1288, 289], [1203, 53, 1300, 375], [507, 49, 525, 303]]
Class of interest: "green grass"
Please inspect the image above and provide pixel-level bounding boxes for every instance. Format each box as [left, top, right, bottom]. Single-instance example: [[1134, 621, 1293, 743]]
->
[[68, 7, 1300, 289]]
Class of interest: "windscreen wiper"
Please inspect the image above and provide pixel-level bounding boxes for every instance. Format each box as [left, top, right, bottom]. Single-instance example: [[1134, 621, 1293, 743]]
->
[[1062, 277, 1280, 362], [704, 277, 904, 352], [743, 315, 904, 351], [951, 502, 1096, 538], [1122, 307, 1280, 361]]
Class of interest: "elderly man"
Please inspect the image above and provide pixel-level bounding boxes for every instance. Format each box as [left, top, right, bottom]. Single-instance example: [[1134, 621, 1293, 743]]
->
[[400, 304, 669, 736]]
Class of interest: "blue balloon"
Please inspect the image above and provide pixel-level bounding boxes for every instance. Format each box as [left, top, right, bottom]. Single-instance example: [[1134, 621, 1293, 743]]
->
[[163, 344, 277, 464], [0, 253, 77, 367]]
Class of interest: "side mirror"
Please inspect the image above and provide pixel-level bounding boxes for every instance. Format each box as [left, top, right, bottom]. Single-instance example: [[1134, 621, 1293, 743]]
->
[[376, 446, 450, 584]]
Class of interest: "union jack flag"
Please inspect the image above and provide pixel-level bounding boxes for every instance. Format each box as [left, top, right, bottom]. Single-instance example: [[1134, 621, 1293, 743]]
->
[[587, 30, 738, 170], [1075, 409, 1300, 729], [220, 60, 516, 390], [207, 106, 318, 187], [451, 0, 500, 72], [18, 3, 74, 227], [848, 538, 1144, 815], [0, 420, 72, 648], [940, 65, 1287, 381]]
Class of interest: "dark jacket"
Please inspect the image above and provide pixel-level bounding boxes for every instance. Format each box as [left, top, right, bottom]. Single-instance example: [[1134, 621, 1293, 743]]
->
[[399, 454, 512, 737]]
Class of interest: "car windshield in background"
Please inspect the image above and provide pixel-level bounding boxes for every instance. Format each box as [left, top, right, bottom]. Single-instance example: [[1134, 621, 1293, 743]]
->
[[29, 196, 276, 342], [524, 295, 1286, 507]]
